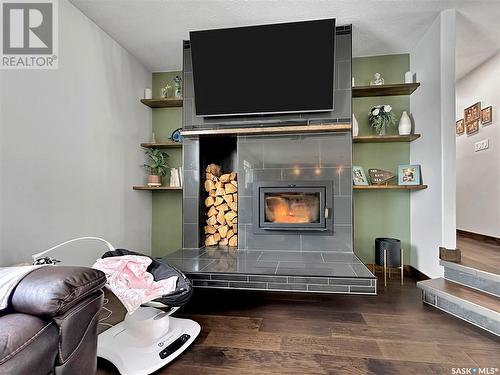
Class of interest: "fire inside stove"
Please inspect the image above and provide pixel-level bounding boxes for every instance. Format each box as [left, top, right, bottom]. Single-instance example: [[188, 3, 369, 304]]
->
[[264, 192, 320, 224]]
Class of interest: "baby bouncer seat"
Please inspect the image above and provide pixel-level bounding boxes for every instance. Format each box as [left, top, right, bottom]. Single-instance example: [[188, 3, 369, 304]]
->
[[31, 238, 200, 375], [97, 249, 200, 375]]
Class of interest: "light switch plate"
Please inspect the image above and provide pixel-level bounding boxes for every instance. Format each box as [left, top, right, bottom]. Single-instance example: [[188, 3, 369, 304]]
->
[[474, 139, 489, 152]]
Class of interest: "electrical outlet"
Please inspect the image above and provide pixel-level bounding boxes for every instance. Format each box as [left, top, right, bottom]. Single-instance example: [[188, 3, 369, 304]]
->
[[474, 139, 489, 152]]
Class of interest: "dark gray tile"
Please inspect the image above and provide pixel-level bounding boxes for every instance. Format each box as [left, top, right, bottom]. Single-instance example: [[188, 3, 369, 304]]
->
[[238, 261, 279, 275], [162, 248, 206, 260], [319, 133, 351, 167], [164, 258, 214, 272], [335, 34, 352, 60], [182, 197, 198, 223], [281, 167, 339, 185], [307, 284, 349, 293], [300, 226, 353, 251], [183, 72, 194, 99], [263, 136, 320, 168], [268, 283, 307, 291], [322, 252, 360, 263], [183, 48, 193, 73], [237, 224, 247, 250], [329, 278, 371, 286], [336, 60, 351, 90], [333, 196, 352, 225], [238, 169, 282, 197], [278, 262, 356, 277], [249, 275, 287, 283], [332, 89, 351, 119], [349, 286, 376, 293], [238, 140, 264, 170], [288, 276, 329, 285], [183, 223, 200, 248], [229, 281, 267, 289], [238, 196, 253, 224], [258, 251, 324, 263], [183, 169, 199, 197], [185, 273, 211, 280], [339, 167, 353, 196], [246, 231, 301, 251], [211, 274, 249, 282], [351, 263, 375, 277], [182, 138, 199, 171], [182, 98, 194, 128], [193, 280, 229, 287]]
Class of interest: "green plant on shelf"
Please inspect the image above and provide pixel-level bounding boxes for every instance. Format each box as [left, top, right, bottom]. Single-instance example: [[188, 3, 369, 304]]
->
[[143, 148, 169, 176]]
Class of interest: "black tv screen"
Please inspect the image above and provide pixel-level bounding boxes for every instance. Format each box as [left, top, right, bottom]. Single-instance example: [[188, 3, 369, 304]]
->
[[189, 19, 335, 117]]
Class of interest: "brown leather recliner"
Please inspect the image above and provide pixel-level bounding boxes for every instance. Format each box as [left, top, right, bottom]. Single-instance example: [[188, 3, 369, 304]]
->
[[0, 266, 106, 375]]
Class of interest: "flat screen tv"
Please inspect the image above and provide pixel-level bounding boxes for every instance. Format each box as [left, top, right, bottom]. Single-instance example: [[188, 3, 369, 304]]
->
[[189, 19, 336, 117]]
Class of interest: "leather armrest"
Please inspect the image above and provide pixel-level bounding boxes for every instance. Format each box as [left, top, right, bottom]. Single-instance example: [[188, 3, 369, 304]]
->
[[11, 266, 106, 317]]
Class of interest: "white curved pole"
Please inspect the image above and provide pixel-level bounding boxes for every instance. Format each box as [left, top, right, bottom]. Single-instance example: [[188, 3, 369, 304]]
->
[[32, 237, 116, 261]]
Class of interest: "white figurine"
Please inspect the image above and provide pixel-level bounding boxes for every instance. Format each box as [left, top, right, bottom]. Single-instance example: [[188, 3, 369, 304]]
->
[[370, 73, 384, 86]]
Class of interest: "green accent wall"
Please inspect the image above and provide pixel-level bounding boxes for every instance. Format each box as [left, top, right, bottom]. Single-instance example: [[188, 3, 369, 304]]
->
[[352, 54, 411, 264], [151, 72, 183, 256]]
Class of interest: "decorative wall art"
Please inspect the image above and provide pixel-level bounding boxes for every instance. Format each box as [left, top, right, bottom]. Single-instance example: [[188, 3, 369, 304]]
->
[[398, 165, 421, 186], [456, 119, 464, 135], [464, 102, 481, 124], [368, 169, 395, 185], [352, 166, 369, 186], [466, 119, 479, 135], [481, 106, 492, 125]]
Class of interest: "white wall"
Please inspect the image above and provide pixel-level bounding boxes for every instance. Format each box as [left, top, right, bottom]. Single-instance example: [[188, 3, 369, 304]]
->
[[410, 10, 456, 278], [0, 0, 152, 266], [456, 52, 500, 238]]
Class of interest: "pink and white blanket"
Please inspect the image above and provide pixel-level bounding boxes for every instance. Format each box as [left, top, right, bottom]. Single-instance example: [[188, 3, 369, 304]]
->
[[93, 255, 177, 314]]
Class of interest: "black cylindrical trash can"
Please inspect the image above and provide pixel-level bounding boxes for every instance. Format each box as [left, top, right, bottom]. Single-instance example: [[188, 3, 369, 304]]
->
[[375, 238, 401, 267]]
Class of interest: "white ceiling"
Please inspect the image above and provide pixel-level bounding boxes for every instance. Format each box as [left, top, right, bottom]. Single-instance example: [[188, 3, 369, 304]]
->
[[70, 0, 500, 78]]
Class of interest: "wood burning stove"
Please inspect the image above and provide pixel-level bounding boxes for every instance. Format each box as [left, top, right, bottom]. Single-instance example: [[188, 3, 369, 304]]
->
[[253, 181, 333, 233]]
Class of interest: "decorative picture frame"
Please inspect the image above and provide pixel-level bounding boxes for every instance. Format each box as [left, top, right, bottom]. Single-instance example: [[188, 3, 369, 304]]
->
[[464, 102, 481, 124], [352, 166, 369, 186], [466, 119, 479, 135], [456, 119, 464, 135], [481, 106, 492, 125], [398, 164, 421, 186]]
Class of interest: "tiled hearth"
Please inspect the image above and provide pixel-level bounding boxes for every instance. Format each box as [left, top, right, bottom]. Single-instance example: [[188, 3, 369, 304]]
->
[[161, 248, 376, 294]]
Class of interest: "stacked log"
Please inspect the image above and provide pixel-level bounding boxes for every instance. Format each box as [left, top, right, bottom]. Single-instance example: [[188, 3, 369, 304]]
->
[[203, 163, 238, 247]]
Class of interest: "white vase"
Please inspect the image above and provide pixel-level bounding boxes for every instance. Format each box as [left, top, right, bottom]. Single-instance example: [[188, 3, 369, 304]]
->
[[398, 111, 412, 135], [352, 114, 359, 137]]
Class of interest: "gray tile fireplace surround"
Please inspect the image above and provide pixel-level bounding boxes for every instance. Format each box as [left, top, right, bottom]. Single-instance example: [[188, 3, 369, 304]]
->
[[172, 24, 376, 295]]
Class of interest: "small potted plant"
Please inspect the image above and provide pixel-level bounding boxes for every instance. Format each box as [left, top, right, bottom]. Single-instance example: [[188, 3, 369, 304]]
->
[[369, 105, 395, 136], [143, 148, 169, 187]]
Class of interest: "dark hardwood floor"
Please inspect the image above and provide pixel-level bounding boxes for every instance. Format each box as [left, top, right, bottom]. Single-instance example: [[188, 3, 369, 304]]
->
[[97, 275, 500, 375], [457, 234, 500, 275]]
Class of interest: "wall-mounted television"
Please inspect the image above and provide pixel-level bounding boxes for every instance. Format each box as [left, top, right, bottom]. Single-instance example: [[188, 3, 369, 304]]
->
[[189, 19, 336, 117]]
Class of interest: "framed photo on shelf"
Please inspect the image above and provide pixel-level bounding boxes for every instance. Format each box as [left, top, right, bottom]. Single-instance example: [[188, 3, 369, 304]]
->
[[352, 166, 369, 186], [456, 119, 464, 135], [481, 106, 492, 125], [466, 119, 479, 135], [464, 102, 481, 124], [398, 164, 421, 186]]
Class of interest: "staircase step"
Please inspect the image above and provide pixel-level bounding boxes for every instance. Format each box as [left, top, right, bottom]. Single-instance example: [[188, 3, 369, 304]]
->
[[441, 260, 500, 297], [417, 278, 500, 336]]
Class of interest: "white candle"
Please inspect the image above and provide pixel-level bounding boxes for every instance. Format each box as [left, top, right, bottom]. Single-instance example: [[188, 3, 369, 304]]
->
[[404, 71, 413, 83], [144, 88, 152, 99]]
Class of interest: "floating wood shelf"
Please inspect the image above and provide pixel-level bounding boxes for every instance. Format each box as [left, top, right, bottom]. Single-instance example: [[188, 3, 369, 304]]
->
[[140, 98, 183, 108], [140, 141, 183, 149], [352, 83, 420, 97], [353, 184, 428, 191], [181, 123, 351, 137], [133, 185, 182, 191], [353, 134, 421, 143]]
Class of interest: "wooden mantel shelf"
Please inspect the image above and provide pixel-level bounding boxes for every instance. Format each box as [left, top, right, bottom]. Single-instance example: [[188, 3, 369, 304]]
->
[[133, 185, 182, 191], [352, 83, 420, 98], [140, 98, 183, 108], [181, 123, 351, 137], [354, 184, 428, 191], [353, 134, 421, 143], [140, 141, 182, 149]]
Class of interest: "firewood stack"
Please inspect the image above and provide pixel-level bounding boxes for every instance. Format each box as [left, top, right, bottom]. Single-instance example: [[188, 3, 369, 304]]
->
[[203, 163, 238, 247]]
